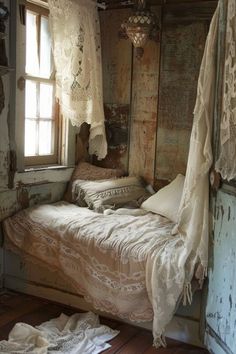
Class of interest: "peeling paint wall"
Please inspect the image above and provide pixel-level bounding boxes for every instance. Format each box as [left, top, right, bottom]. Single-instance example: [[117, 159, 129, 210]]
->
[[204, 1, 236, 352], [99, 8, 132, 171], [206, 188, 236, 354]]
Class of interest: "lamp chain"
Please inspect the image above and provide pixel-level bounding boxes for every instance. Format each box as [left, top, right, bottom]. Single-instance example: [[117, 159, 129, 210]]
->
[[137, 0, 146, 9]]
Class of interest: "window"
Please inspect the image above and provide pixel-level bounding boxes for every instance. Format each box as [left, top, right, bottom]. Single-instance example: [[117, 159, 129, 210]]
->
[[24, 2, 59, 166]]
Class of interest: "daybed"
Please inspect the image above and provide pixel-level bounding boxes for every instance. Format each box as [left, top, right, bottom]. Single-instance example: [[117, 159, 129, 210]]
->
[[3, 163, 195, 347]]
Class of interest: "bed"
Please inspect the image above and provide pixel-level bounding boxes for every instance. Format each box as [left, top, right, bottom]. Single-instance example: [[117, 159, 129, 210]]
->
[[2, 163, 204, 347], [4, 202, 176, 323]]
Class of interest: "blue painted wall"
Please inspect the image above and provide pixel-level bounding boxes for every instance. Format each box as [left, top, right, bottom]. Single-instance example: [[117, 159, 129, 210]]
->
[[206, 188, 236, 354]]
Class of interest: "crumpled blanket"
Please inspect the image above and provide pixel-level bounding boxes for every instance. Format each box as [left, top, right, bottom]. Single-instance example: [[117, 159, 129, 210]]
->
[[0, 312, 119, 354]]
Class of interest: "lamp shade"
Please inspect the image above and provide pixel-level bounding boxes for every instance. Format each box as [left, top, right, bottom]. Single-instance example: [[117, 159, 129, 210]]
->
[[121, 1, 159, 58]]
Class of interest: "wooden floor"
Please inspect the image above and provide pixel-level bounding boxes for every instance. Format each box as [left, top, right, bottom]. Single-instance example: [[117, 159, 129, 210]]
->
[[0, 291, 209, 353]]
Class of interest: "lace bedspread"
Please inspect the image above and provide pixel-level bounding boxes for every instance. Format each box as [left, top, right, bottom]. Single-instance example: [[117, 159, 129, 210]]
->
[[4, 202, 187, 347]]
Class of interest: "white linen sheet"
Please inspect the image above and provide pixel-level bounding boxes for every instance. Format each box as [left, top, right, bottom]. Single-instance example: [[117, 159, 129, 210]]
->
[[0, 312, 119, 353]]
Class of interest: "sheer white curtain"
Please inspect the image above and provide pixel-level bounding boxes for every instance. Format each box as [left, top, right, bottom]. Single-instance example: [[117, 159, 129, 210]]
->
[[216, 0, 236, 180], [48, 0, 107, 159]]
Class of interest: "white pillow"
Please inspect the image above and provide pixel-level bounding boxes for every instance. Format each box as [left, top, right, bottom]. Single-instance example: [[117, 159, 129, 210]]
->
[[141, 174, 185, 223]]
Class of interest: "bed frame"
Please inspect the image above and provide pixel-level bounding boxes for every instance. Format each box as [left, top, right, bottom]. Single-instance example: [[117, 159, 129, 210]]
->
[[4, 249, 205, 348]]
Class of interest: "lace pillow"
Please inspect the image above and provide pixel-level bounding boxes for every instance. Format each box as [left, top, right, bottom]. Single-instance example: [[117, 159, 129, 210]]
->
[[74, 177, 148, 212], [64, 162, 125, 203], [141, 174, 185, 223]]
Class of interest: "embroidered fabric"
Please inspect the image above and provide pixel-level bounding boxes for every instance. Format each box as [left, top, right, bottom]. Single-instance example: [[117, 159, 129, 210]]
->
[[0, 312, 119, 353], [216, 0, 236, 180], [48, 0, 107, 159]]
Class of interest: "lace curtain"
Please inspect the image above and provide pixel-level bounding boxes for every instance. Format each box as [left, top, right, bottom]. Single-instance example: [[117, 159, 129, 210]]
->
[[48, 0, 107, 160], [215, 0, 236, 180]]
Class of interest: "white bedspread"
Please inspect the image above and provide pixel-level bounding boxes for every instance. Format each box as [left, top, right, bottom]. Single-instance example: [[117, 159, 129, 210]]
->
[[4, 202, 186, 347]]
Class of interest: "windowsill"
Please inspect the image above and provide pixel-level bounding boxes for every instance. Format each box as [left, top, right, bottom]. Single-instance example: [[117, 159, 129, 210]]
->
[[22, 165, 74, 173], [15, 165, 75, 186]]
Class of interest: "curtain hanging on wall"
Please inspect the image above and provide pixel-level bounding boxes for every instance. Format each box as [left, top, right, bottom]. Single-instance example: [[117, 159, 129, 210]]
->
[[147, 5, 220, 348], [172, 3, 219, 271], [215, 0, 236, 180], [48, 0, 107, 160]]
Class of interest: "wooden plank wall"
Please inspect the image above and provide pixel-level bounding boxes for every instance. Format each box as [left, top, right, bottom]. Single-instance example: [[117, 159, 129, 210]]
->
[[98, 9, 132, 171], [129, 7, 161, 184], [155, 4, 210, 187], [98, 1, 216, 188]]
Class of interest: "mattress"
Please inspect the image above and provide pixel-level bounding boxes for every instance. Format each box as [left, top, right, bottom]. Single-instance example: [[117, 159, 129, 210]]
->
[[3, 202, 175, 323]]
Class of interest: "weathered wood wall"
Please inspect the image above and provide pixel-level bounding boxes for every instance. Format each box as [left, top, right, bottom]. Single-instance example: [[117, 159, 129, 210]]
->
[[129, 7, 161, 185], [98, 9, 132, 170], [98, 2, 216, 188], [155, 6, 209, 186]]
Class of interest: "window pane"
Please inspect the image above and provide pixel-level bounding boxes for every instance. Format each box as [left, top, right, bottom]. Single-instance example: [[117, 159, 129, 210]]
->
[[25, 119, 37, 156], [40, 83, 53, 118], [40, 16, 53, 78], [39, 120, 53, 155], [25, 80, 37, 118], [26, 11, 39, 76]]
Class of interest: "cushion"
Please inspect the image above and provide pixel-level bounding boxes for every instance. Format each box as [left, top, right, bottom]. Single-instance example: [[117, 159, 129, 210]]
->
[[73, 176, 148, 212], [141, 174, 185, 223], [64, 162, 125, 202]]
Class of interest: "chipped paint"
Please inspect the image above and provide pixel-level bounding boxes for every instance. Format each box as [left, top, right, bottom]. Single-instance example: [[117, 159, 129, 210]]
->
[[206, 190, 236, 354], [0, 1, 77, 289], [99, 9, 132, 171], [96, 103, 129, 170], [0, 182, 68, 223]]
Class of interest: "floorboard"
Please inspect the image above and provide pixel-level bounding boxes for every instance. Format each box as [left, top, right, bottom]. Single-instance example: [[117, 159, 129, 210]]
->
[[0, 291, 209, 353]]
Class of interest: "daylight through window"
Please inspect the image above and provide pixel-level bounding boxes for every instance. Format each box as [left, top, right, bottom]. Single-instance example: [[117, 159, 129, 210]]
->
[[24, 3, 58, 165]]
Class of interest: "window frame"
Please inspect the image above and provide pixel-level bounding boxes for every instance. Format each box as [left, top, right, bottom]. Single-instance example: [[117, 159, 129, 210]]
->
[[24, 2, 60, 167], [14, 0, 77, 172]]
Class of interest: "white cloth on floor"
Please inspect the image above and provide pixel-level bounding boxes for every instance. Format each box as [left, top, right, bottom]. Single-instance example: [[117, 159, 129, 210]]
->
[[0, 312, 119, 354]]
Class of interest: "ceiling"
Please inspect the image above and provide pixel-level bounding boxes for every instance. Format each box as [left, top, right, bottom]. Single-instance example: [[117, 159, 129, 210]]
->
[[98, 0, 217, 10]]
